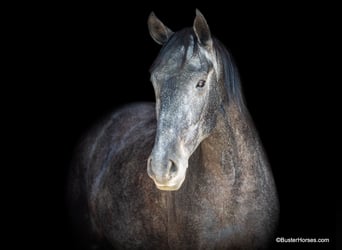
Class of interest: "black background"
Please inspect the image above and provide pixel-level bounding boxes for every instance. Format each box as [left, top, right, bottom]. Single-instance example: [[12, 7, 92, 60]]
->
[[11, 2, 335, 250]]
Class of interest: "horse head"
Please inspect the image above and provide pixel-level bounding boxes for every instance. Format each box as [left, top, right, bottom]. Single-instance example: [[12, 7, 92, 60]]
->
[[147, 10, 222, 191]]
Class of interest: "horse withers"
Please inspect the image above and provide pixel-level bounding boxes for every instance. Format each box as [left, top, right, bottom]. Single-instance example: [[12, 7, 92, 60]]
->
[[68, 10, 279, 249]]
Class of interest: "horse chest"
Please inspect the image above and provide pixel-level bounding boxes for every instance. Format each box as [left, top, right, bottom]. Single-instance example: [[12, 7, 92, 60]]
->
[[154, 182, 235, 249], [93, 165, 234, 249]]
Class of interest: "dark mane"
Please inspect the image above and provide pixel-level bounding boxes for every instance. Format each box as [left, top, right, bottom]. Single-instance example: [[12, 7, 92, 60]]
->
[[150, 28, 246, 109], [213, 38, 246, 109]]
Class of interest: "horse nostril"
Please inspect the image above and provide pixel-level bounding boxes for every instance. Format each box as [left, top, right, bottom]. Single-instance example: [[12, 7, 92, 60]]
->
[[147, 157, 154, 177], [168, 160, 178, 175]]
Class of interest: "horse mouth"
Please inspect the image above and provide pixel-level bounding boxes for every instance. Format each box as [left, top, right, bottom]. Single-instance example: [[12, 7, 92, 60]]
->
[[153, 178, 185, 191]]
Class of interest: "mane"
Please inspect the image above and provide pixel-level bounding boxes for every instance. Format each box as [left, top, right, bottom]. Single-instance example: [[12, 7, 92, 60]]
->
[[150, 28, 246, 110], [213, 38, 246, 109]]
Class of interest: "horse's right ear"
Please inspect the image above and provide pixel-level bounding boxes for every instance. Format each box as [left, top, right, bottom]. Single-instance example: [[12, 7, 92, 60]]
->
[[193, 9, 212, 48], [148, 12, 174, 45]]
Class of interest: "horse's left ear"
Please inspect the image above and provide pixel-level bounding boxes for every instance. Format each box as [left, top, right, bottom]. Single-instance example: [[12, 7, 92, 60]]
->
[[193, 9, 212, 48]]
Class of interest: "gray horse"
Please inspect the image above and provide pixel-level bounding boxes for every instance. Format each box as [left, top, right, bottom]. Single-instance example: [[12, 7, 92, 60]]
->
[[68, 10, 279, 250]]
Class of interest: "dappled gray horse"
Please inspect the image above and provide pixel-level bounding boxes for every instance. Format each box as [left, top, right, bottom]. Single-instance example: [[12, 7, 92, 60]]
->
[[68, 10, 279, 250]]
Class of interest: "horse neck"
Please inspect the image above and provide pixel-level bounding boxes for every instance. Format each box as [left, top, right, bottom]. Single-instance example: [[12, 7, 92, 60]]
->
[[199, 42, 260, 172], [200, 95, 259, 179]]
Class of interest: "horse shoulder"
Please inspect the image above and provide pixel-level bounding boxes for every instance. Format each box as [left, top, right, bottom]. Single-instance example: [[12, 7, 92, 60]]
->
[[86, 102, 156, 191], [84, 103, 170, 248]]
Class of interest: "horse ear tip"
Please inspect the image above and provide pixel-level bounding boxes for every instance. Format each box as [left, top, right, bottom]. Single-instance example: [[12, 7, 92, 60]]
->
[[195, 9, 203, 17], [149, 11, 156, 19]]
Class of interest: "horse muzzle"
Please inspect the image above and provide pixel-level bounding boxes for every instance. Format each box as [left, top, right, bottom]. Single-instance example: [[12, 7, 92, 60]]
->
[[147, 156, 187, 191]]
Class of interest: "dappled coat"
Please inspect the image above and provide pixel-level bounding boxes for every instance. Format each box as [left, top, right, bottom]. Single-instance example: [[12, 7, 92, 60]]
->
[[68, 10, 279, 250]]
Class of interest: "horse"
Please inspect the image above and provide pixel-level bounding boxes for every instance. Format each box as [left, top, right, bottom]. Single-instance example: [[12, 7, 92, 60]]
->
[[68, 10, 279, 250]]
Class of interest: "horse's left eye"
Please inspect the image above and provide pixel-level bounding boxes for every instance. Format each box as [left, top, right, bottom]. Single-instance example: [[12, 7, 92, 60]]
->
[[196, 80, 206, 88]]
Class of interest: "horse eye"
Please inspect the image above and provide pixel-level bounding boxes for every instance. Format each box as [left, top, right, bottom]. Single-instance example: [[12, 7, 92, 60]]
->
[[196, 80, 206, 88]]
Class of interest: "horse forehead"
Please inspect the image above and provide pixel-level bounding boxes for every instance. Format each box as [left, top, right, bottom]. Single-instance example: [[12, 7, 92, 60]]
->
[[160, 35, 207, 66], [157, 50, 203, 77]]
